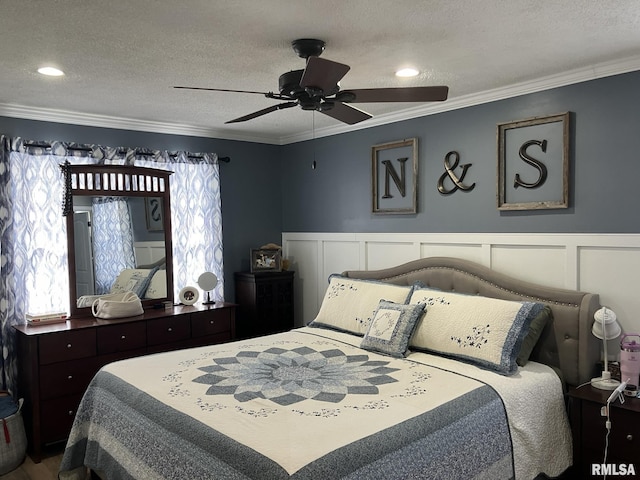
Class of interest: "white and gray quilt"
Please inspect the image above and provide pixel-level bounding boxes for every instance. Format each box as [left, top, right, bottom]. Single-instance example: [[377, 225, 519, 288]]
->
[[59, 328, 571, 480]]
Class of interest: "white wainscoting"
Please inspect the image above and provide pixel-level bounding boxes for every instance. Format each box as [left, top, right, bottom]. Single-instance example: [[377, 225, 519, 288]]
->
[[134, 241, 166, 267], [282, 232, 640, 335]]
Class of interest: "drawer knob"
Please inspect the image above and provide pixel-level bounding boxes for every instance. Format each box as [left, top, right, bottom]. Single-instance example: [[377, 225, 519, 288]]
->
[[167, 327, 173, 332], [209, 320, 215, 325], [66, 343, 72, 349], [68, 410, 74, 416], [627, 434, 633, 441], [67, 375, 73, 380], [121, 335, 126, 340]]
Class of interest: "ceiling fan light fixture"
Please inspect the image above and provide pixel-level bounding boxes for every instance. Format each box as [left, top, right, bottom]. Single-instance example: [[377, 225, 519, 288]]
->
[[37, 66, 65, 77], [395, 67, 419, 78]]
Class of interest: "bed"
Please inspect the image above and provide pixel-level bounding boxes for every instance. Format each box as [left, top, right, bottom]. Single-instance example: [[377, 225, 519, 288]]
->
[[58, 257, 601, 480]]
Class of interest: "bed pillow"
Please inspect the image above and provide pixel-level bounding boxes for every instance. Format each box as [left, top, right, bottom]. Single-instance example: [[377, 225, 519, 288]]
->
[[408, 288, 544, 375], [360, 300, 426, 358], [516, 305, 552, 366], [145, 269, 167, 299], [110, 267, 158, 298], [308, 275, 414, 335]]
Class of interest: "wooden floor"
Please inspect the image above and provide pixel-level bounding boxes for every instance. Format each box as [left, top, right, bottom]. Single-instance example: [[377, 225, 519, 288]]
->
[[0, 444, 88, 480]]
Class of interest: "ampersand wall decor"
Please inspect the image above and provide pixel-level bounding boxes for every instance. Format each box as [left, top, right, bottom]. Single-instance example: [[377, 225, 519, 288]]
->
[[437, 151, 476, 195]]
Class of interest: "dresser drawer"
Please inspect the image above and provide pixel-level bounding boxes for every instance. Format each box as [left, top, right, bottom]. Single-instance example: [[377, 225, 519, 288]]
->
[[191, 310, 231, 338], [40, 394, 84, 444], [39, 330, 96, 365], [147, 317, 190, 346], [39, 358, 99, 400], [97, 322, 147, 354]]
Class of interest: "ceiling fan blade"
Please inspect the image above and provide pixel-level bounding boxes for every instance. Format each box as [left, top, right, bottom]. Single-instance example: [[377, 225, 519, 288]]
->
[[225, 101, 297, 124], [300, 57, 350, 94], [174, 86, 269, 95], [344, 86, 449, 103], [320, 102, 372, 125]]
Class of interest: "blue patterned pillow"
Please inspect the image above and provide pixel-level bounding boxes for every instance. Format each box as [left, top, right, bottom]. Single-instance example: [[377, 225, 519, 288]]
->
[[360, 300, 426, 358]]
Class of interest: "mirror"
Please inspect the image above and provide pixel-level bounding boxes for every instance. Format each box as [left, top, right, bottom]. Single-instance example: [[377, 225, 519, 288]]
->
[[64, 164, 173, 316]]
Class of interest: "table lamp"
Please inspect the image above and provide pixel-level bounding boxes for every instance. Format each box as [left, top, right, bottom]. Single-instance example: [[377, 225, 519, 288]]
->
[[591, 306, 622, 390]]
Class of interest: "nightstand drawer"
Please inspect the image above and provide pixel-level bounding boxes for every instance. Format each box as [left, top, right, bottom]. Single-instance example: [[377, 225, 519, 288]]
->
[[39, 330, 96, 365], [191, 310, 231, 337], [147, 317, 191, 346], [97, 322, 146, 354], [581, 399, 640, 461], [40, 358, 99, 400]]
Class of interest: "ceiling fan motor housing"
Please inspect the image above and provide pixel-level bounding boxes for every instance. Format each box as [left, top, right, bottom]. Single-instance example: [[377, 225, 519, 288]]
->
[[279, 70, 305, 97]]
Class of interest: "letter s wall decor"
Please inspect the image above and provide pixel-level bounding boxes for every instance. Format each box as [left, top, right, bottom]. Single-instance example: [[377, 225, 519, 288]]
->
[[497, 112, 570, 211]]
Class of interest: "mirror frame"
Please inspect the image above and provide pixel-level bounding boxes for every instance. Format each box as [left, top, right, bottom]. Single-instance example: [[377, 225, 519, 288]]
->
[[64, 164, 174, 317]]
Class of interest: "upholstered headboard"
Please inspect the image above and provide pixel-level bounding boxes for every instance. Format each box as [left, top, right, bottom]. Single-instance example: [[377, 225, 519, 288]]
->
[[342, 257, 600, 387]]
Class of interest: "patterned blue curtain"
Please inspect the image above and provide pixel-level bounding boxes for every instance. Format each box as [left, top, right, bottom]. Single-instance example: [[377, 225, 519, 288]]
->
[[0, 136, 223, 394], [0, 137, 70, 393], [133, 151, 224, 302], [92, 197, 136, 294]]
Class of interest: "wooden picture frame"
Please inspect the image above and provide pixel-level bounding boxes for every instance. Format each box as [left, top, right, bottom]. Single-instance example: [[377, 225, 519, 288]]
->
[[250, 248, 282, 273], [371, 138, 418, 214], [145, 196, 164, 231], [497, 112, 570, 210]]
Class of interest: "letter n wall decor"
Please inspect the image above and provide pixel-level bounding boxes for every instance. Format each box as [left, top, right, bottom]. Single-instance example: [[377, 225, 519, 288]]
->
[[371, 138, 418, 214]]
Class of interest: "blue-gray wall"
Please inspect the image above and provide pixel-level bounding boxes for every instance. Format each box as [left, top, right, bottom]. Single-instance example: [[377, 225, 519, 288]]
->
[[2, 70, 639, 301], [0, 117, 283, 300], [281, 71, 640, 233]]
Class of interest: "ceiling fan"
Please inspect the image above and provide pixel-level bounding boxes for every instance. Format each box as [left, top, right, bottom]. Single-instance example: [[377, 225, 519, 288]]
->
[[174, 39, 449, 125]]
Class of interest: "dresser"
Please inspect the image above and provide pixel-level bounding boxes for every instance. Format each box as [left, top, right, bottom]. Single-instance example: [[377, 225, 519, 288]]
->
[[568, 385, 639, 478], [234, 271, 294, 339], [14, 302, 236, 462]]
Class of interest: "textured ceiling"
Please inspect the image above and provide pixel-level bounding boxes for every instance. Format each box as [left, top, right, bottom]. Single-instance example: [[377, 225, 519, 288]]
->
[[1, 1, 639, 144]]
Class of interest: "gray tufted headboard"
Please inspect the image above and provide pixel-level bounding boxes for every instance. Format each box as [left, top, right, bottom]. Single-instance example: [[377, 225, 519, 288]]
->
[[342, 257, 600, 387]]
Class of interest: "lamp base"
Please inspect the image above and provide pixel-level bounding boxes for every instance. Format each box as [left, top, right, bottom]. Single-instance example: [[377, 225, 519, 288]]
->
[[591, 375, 621, 390]]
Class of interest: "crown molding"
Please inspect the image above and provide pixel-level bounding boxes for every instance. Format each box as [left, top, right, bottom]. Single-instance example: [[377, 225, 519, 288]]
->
[[280, 54, 640, 144], [0, 104, 281, 145], [2, 54, 639, 146]]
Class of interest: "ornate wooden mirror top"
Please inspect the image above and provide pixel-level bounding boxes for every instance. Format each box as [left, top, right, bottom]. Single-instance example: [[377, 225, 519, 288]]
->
[[63, 163, 173, 316]]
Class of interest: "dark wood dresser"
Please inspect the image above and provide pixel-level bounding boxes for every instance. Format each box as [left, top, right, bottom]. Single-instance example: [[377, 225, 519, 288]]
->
[[13, 302, 236, 462], [234, 270, 294, 339]]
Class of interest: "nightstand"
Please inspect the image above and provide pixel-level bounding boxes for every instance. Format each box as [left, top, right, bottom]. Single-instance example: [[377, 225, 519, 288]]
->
[[567, 385, 639, 478], [234, 270, 294, 339]]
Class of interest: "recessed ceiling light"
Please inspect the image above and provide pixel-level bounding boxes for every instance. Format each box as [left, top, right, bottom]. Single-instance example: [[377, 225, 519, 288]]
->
[[37, 66, 65, 77], [395, 68, 419, 78]]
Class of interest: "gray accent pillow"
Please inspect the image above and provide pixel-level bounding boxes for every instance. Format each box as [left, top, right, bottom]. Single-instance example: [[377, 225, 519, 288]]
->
[[517, 305, 552, 366], [360, 300, 426, 358]]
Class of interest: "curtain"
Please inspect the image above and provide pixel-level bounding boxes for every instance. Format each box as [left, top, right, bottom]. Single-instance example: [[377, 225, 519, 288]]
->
[[133, 151, 224, 302], [0, 136, 223, 394]]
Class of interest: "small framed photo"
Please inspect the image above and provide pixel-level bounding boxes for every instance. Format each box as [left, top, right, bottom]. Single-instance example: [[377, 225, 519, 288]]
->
[[145, 197, 164, 231], [497, 112, 570, 210], [250, 248, 282, 273], [179, 286, 199, 305], [371, 138, 418, 214]]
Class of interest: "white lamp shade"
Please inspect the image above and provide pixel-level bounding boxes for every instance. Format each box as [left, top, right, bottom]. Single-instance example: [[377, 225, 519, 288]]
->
[[592, 307, 622, 340]]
